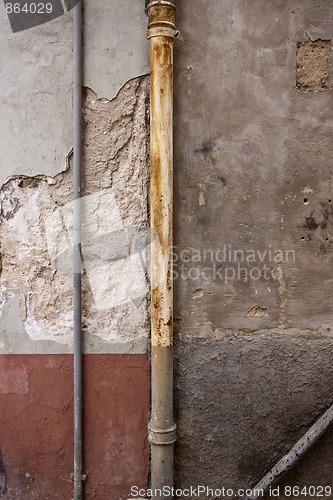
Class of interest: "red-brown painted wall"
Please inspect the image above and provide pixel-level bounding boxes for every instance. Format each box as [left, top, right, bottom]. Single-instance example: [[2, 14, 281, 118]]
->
[[0, 354, 150, 499]]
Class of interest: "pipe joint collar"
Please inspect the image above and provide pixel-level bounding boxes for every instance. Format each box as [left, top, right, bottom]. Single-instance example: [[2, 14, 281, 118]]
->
[[147, 26, 179, 39], [147, 1, 175, 9], [148, 423, 177, 445], [147, 0, 178, 39]]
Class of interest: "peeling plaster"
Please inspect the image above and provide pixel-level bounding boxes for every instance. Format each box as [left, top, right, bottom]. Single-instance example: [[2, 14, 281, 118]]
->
[[0, 77, 150, 354]]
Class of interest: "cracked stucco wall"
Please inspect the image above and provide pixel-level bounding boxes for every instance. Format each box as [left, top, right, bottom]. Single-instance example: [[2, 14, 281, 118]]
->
[[0, 0, 150, 354]]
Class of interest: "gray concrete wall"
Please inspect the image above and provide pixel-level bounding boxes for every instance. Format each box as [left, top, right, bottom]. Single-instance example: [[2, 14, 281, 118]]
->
[[174, 0, 333, 495]]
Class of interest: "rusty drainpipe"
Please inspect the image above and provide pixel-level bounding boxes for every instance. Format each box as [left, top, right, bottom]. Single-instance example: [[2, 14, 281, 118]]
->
[[147, 1, 178, 497]]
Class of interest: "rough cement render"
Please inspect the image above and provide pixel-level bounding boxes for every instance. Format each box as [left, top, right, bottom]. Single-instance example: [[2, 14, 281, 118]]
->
[[0, 77, 150, 353], [173, 0, 333, 493], [175, 336, 333, 497]]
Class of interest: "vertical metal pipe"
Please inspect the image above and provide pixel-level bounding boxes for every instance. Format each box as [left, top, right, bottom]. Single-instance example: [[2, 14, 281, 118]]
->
[[147, 1, 178, 497], [73, 0, 83, 498]]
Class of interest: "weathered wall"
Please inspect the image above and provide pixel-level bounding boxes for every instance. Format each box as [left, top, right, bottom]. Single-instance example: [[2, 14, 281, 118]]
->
[[0, 0, 150, 354], [3, 0, 333, 497], [0, 1, 150, 497], [174, 0, 333, 495], [0, 0, 149, 183], [0, 77, 150, 354]]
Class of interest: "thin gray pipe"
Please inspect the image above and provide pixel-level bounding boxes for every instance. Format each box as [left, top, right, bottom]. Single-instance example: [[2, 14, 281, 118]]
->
[[73, 0, 83, 498], [239, 402, 333, 500]]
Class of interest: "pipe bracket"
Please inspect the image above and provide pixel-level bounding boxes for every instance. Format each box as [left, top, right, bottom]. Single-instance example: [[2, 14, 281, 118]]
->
[[148, 423, 177, 445]]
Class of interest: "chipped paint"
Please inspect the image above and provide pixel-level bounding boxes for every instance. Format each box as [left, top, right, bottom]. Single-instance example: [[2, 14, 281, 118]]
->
[[192, 288, 204, 299], [247, 305, 268, 319], [302, 186, 316, 194]]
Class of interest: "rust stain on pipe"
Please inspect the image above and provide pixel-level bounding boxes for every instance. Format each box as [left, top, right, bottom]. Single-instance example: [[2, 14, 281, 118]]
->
[[149, 2, 175, 348]]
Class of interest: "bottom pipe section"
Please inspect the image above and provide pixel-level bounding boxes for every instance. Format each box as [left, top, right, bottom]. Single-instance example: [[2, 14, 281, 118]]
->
[[149, 345, 176, 499], [150, 442, 174, 499]]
